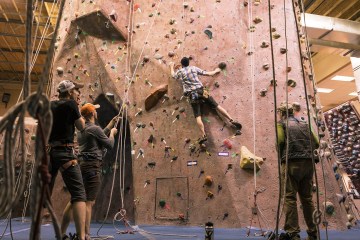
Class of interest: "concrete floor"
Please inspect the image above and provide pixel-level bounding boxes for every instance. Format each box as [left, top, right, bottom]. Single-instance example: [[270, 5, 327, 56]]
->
[[1, 218, 360, 240]]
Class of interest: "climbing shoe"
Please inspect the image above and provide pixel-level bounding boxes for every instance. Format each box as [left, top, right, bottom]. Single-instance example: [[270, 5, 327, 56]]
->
[[62, 234, 70, 240], [230, 119, 242, 130], [198, 135, 208, 144]]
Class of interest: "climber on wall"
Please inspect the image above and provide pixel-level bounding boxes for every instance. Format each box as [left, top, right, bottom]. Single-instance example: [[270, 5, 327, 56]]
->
[[61, 103, 118, 240], [48, 80, 87, 240], [169, 57, 242, 144], [276, 102, 319, 240]]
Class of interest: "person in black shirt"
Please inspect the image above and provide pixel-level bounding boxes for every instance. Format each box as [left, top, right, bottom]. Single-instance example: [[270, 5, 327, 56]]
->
[[49, 80, 87, 240], [61, 103, 118, 238]]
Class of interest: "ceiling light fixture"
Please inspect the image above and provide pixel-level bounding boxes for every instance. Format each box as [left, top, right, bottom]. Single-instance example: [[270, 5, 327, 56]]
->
[[331, 75, 355, 82], [317, 88, 334, 93]]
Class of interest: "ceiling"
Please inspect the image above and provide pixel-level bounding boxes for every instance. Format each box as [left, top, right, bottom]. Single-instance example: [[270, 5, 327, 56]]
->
[[0, 0, 59, 84], [304, 0, 360, 111], [0, 0, 359, 111]]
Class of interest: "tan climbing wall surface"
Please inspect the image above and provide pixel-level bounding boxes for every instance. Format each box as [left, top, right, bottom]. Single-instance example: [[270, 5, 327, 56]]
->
[[46, 0, 350, 230]]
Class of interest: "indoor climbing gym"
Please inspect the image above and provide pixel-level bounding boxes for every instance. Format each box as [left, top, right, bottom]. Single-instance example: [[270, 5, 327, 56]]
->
[[1, 0, 360, 240]]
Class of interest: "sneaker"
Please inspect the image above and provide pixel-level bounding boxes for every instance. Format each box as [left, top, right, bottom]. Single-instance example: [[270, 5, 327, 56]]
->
[[278, 232, 301, 240], [230, 120, 242, 130], [198, 135, 207, 144]]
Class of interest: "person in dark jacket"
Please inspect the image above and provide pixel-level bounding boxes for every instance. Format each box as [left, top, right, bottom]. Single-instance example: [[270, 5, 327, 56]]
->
[[61, 103, 118, 239], [276, 102, 319, 240], [49, 80, 86, 240]]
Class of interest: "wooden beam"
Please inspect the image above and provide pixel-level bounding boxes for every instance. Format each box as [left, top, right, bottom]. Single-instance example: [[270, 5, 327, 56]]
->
[[0, 47, 48, 55], [0, 70, 39, 75], [11, 0, 24, 23], [0, 32, 52, 40], [0, 60, 44, 67], [0, 18, 48, 26]]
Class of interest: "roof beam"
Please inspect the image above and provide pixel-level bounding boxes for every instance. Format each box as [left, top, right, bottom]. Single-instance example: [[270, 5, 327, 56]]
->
[[0, 47, 48, 55], [0, 70, 39, 75], [0, 60, 44, 67], [0, 18, 48, 26], [0, 32, 52, 40]]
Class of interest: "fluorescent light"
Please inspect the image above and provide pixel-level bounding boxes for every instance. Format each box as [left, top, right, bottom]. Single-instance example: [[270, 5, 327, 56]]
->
[[331, 75, 355, 81], [317, 88, 334, 93], [349, 92, 358, 96]]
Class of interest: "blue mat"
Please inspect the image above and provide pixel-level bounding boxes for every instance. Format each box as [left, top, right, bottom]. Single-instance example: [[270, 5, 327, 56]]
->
[[1, 218, 359, 239]]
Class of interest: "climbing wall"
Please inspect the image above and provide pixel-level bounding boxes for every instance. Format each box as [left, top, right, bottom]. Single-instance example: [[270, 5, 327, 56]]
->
[[47, 0, 350, 230]]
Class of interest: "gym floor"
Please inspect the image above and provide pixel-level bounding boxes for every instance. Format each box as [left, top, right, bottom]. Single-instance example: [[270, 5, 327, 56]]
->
[[1, 218, 359, 240]]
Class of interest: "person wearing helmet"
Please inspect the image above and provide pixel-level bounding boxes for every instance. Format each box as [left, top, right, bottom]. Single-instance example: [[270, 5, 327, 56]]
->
[[276, 102, 319, 240], [48, 80, 87, 240], [169, 57, 242, 144], [60, 103, 118, 239]]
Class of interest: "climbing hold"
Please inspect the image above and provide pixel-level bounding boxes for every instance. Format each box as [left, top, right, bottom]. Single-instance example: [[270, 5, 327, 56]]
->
[[292, 102, 301, 112], [254, 0, 261, 6], [168, 51, 175, 57], [143, 55, 150, 63], [54, 42, 59, 49], [148, 162, 156, 168], [170, 28, 177, 34], [145, 84, 168, 111], [162, 94, 170, 103], [270, 79, 277, 86], [260, 42, 269, 48], [249, 26, 256, 32], [263, 64, 270, 70], [159, 199, 166, 208], [259, 88, 267, 97], [222, 139, 232, 149], [179, 213, 185, 220], [134, 3, 141, 12], [347, 214, 354, 222], [280, 48, 287, 54], [218, 62, 227, 70], [287, 79, 296, 88], [149, 13, 153, 17], [109, 9, 117, 22], [240, 146, 264, 170], [223, 212, 229, 220], [204, 29, 213, 39], [323, 201, 335, 215], [56, 67, 64, 75], [135, 108, 143, 117], [183, 2, 189, 8], [169, 18, 176, 25], [154, 53, 163, 60], [336, 193, 346, 204], [335, 173, 341, 181], [253, 17, 262, 24], [346, 222, 352, 229], [273, 33, 281, 39], [204, 176, 213, 187], [214, 82, 220, 88], [206, 191, 214, 199], [287, 67, 292, 72], [144, 179, 150, 187], [190, 7, 195, 12], [332, 163, 339, 172]]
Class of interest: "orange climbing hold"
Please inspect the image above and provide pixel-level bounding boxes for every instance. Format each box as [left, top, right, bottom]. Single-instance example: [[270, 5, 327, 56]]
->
[[134, 3, 141, 11], [204, 176, 213, 187]]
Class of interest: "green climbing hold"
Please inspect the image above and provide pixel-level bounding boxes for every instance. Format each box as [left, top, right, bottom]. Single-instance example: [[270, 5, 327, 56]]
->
[[31, 135, 36, 140], [159, 199, 166, 208], [204, 29, 213, 39]]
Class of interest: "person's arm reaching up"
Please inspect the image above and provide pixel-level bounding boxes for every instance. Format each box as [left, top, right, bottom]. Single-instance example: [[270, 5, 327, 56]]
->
[[203, 67, 221, 76]]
